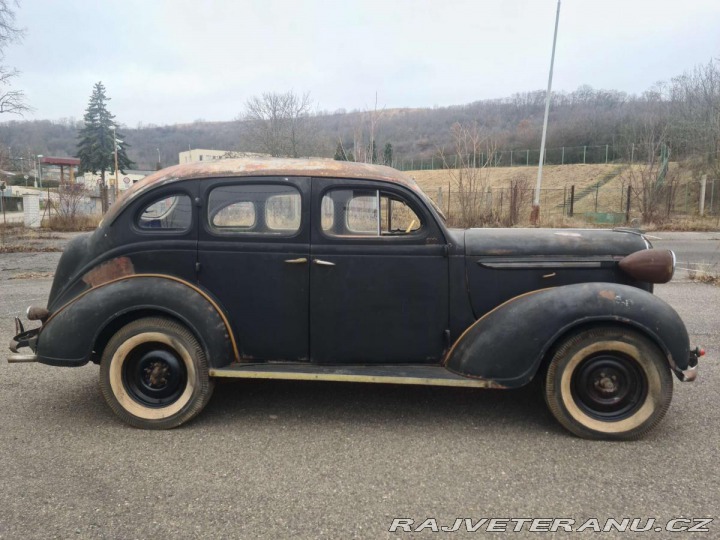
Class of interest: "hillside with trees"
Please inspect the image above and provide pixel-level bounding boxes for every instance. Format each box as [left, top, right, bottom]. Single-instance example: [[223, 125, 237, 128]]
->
[[0, 59, 717, 179]]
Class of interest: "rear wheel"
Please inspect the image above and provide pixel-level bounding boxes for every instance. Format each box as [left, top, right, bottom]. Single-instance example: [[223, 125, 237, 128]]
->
[[99, 317, 214, 429], [544, 327, 673, 440]]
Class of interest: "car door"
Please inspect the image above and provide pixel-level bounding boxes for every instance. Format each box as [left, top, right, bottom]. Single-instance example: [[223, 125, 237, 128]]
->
[[198, 177, 310, 362], [310, 178, 449, 364]]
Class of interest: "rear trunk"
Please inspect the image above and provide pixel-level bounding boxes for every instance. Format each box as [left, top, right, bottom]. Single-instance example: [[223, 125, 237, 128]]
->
[[464, 228, 650, 317]]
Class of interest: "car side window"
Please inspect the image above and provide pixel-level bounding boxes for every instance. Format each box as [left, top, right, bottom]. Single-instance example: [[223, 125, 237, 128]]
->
[[138, 194, 192, 230], [208, 184, 301, 235], [321, 189, 422, 237]]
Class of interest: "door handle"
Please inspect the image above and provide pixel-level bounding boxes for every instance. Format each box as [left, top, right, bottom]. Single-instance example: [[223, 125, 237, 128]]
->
[[313, 259, 335, 267], [284, 257, 308, 264]]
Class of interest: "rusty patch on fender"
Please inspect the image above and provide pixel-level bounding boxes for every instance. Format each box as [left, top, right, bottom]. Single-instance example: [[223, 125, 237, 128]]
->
[[598, 290, 616, 301], [82, 257, 135, 287]]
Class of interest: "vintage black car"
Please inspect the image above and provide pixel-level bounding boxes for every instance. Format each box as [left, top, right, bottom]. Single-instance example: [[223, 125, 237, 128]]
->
[[8, 158, 703, 438]]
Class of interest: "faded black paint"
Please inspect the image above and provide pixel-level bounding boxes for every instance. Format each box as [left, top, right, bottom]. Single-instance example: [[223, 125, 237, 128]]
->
[[9, 164, 694, 390]]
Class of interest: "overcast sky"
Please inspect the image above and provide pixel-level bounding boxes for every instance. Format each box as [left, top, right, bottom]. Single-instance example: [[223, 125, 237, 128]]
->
[[4, 0, 720, 127]]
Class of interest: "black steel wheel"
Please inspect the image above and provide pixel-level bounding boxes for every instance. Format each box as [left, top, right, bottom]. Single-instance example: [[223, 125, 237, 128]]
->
[[99, 317, 214, 429], [544, 327, 673, 440]]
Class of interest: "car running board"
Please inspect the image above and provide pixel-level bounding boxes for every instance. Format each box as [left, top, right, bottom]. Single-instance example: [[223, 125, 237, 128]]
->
[[209, 363, 501, 388]]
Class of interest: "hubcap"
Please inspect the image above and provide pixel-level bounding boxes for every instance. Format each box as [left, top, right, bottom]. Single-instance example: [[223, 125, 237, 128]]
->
[[122, 344, 188, 407], [571, 352, 647, 421]]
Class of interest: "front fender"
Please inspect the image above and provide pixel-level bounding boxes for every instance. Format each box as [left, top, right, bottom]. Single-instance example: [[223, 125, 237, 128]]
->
[[36, 276, 237, 368], [444, 283, 690, 387]]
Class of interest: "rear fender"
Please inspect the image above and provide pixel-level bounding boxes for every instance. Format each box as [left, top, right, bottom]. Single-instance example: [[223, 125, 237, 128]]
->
[[444, 283, 690, 387], [36, 276, 237, 368]]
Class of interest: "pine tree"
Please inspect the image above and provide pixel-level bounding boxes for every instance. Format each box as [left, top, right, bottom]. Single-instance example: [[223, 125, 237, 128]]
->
[[76, 82, 135, 211], [383, 143, 393, 166], [333, 142, 346, 161]]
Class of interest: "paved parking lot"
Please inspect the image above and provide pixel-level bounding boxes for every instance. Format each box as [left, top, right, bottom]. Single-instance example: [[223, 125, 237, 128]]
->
[[0, 233, 718, 538]]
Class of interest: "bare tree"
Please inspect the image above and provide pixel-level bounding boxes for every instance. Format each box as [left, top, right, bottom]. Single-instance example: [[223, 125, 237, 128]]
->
[[669, 59, 720, 182], [345, 93, 386, 164], [621, 112, 679, 223], [56, 182, 89, 223], [438, 122, 496, 227], [0, 1, 30, 116], [242, 91, 314, 157]]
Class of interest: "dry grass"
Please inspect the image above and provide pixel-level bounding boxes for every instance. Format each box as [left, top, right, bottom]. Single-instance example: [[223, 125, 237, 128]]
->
[[408, 163, 621, 192], [687, 263, 720, 286], [0, 225, 64, 253], [643, 217, 720, 232], [44, 214, 101, 231], [408, 163, 720, 230]]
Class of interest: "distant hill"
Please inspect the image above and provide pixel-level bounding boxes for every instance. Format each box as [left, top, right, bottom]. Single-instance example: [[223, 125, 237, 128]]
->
[[0, 79, 713, 170]]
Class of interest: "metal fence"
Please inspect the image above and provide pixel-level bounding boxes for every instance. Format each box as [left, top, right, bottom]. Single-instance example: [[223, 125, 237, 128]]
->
[[426, 179, 718, 227], [392, 143, 677, 171]]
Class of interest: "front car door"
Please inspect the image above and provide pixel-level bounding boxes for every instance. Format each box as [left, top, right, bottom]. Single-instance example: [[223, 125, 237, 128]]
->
[[198, 176, 310, 362], [310, 178, 449, 364]]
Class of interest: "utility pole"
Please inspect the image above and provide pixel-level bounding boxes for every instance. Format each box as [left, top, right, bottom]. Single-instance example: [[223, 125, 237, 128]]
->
[[36, 155, 43, 188], [531, 0, 561, 225], [112, 126, 120, 200]]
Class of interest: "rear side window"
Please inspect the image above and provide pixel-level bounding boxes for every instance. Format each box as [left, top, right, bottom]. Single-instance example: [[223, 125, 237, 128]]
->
[[208, 184, 301, 235], [138, 194, 192, 230]]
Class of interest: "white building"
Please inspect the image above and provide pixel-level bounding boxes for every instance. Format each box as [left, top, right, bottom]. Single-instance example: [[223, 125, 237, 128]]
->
[[78, 169, 155, 192], [178, 149, 270, 164]]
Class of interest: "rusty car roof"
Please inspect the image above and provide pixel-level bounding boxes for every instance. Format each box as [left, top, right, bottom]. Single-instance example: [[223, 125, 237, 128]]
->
[[102, 157, 433, 225]]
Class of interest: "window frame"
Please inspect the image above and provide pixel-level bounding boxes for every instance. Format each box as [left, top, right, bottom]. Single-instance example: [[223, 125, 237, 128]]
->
[[203, 179, 306, 240], [313, 179, 444, 246], [320, 186, 426, 240], [133, 191, 194, 234]]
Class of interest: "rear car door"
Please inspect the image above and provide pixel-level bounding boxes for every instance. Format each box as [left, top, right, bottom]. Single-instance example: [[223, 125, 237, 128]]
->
[[198, 177, 310, 361], [309, 178, 449, 364]]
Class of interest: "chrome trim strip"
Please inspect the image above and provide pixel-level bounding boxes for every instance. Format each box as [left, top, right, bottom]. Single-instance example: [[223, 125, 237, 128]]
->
[[670, 250, 677, 279], [7, 353, 38, 363], [478, 261, 604, 269], [209, 367, 498, 388]]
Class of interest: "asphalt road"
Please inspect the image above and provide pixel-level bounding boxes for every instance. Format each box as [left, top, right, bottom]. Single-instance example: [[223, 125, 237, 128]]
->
[[0, 233, 719, 539], [651, 231, 720, 273]]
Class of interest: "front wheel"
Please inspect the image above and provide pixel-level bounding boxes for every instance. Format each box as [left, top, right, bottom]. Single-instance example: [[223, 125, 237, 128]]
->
[[99, 317, 214, 429], [544, 327, 673, 440]]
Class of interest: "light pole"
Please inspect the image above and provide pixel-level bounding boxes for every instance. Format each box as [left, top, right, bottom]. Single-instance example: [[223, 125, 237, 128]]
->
[[531, 0, 561, 225]]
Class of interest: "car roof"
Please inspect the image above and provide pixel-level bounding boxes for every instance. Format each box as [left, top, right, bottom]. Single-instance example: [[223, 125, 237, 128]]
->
[[102, 157, 435, 225]]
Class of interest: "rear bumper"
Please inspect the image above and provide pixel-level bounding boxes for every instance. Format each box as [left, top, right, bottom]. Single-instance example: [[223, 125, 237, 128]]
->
[[679, 363, 698, 382], [8, 317, 41, 364], [675, 347, 703, 382]]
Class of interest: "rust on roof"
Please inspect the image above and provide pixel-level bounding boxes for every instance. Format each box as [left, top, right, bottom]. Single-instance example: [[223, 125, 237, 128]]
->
[[103, 158, 435, 225]]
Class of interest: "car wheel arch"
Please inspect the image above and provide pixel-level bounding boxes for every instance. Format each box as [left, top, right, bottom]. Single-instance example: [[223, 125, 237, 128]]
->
[[36, 275, 238, 368], [533, 318, 677, 384], [444, 283, 689, 387], [91, 307, 206, 365]]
